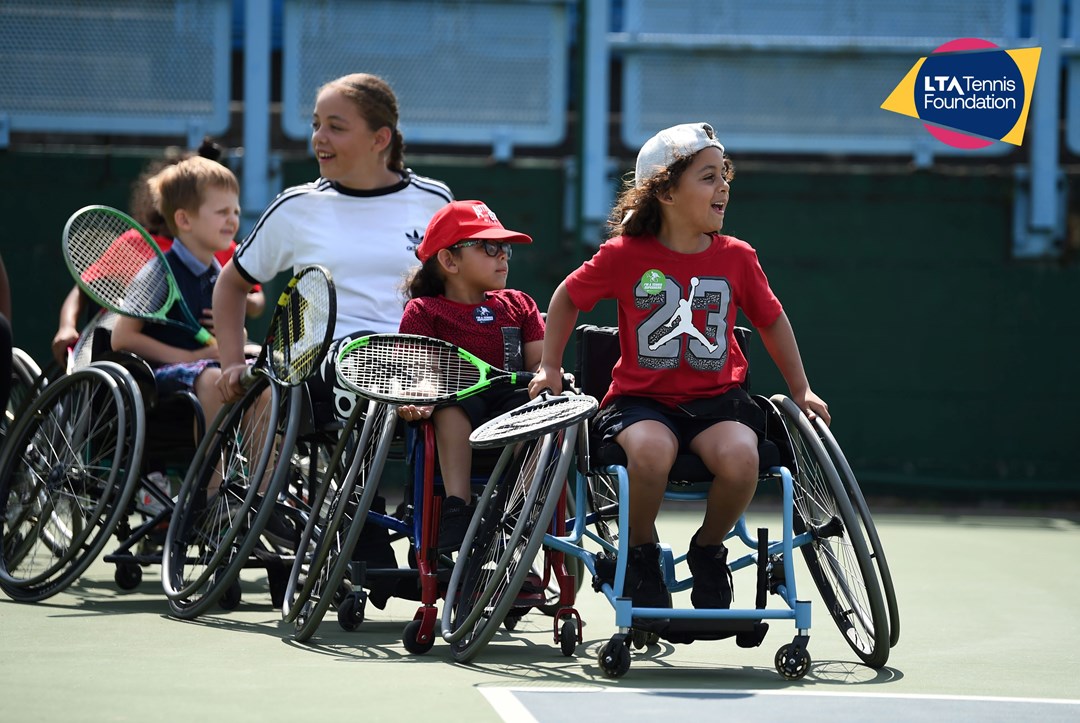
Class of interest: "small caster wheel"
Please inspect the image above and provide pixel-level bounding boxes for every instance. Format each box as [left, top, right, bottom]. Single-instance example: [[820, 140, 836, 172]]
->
[[503, 611, 522, 631], [775, 643, 811, 680], [598, 636, 631, 678], [295, 601, 313, 633], [559, 618, 577, 657], [402, 619, 435, 655], [218, 578, 242, 611], [337, 590, 366, 631], [114, 563, 142, 590]]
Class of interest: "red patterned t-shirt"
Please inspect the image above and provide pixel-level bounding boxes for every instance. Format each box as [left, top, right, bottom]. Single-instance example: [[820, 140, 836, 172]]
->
[[565, 233, 783, 407], [399, 289, 545, 371]]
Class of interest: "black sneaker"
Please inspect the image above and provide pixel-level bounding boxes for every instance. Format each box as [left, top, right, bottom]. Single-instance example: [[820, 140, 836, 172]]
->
[[438, 496, 475, 551], [624, 543, 671, 610], [686, 533, 733, 609]]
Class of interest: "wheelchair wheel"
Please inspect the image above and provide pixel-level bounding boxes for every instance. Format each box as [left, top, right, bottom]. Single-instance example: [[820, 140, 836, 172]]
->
[[278, 434, 343, 619], [291, 400, 396, 643], [772, 395, 889, 668], [281, 402, 366, 622], [585, 467, 621, 552], [162, 377, 298, 618], [3, 348, 46, 439], [443, 426, 575, 663], [0, 366, 142, 601], [813, 417, 900, 648]]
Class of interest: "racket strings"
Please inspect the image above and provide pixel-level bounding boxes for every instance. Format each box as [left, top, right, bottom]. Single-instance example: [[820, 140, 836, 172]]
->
[[67, 212, 170, 315], [470, 396, 598, 445], [338, 339, 481, 401], [270, 273, 333, 385]]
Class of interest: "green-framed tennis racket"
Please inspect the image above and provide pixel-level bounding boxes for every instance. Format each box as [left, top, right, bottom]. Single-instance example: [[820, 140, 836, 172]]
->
[[62, 204, 214, 346], [335, 333, 533, 405]]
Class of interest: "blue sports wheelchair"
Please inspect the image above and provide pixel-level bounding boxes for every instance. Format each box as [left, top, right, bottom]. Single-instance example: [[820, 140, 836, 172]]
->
[[537, 323, 900, 678]]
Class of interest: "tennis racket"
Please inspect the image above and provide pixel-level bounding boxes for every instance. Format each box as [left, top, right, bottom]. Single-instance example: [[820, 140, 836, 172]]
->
[[469, 392, 598, 449], [243, 265, 336, 387], [62, 205, 214, 346], [335, 333, 533, 405]]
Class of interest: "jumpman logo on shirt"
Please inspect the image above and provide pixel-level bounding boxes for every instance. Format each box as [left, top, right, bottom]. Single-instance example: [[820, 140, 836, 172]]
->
[[648, 276, 719, 352]]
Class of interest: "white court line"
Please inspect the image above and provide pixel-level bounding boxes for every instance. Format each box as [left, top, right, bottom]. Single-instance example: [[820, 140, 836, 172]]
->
[[479, 688, 541, 723]]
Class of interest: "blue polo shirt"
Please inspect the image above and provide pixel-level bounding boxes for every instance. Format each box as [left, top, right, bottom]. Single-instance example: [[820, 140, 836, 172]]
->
[[143, 239, 220, 352]]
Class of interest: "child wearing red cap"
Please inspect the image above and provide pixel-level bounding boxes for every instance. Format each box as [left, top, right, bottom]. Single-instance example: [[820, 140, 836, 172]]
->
[[398, 200, 544, 550]]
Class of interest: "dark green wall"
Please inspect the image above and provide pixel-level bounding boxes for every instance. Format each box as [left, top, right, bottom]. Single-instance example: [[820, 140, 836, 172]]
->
[[1, 149, 1074, 498]]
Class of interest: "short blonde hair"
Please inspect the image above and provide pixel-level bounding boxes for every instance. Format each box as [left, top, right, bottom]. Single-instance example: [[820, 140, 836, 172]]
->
[[152, 156, 239, 237]]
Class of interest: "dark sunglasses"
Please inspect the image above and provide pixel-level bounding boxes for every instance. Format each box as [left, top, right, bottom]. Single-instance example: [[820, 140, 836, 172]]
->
[[452, 239, 513, 259]]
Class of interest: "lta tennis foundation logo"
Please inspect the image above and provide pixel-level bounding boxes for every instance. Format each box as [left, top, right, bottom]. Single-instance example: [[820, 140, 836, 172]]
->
[[881, 38, 1041, 149]]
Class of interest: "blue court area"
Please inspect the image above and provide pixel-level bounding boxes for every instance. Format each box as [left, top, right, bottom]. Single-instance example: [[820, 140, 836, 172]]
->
[[483, 688, 1080, 723]]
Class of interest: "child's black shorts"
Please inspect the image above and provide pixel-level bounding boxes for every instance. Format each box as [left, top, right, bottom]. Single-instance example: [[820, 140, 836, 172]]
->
[[445, 385, 531, 429], [592, 387, 765, 452]]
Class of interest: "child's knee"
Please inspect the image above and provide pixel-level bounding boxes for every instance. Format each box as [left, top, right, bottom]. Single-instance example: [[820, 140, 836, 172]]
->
[[623, 431, 677, 477]]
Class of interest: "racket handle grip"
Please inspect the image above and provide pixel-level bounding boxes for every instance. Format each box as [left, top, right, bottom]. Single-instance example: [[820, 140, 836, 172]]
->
[[239, 366, 260, 390], [195, 328, 217, 346]]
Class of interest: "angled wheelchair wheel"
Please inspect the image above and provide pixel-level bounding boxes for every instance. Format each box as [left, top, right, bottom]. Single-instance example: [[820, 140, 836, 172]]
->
[[279, 423, 354, 622], [772, 394, 889, 668], [0, 366, 142, 601], [3, 348, 47, 439], [162, 377, 297, 618], [813, 417, 900, 648], [291, 400, 396, 642], [443, 425, 576, 663], [585, 467, 621, 552]]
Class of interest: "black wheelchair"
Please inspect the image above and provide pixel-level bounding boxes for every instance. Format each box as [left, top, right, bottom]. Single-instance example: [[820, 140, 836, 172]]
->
[[0, 310, 206, 600]]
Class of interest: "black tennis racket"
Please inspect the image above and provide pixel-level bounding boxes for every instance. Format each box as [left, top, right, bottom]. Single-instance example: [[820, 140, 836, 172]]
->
[[62, 205, 214, 346], [469, 392, 598, 449], [243, 265, 336, 387], [335, 333, 533, 404]]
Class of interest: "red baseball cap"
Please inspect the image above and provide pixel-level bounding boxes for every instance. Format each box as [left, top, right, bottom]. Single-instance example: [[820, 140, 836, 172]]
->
[[416, 200, 532, 262]]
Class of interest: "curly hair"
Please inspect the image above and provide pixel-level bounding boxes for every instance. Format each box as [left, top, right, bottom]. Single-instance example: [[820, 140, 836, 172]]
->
[[607, 155, 735, 238]]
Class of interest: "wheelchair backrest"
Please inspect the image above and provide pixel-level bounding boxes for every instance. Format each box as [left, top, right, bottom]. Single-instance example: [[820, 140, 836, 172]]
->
[[574, 324, 753, 401]]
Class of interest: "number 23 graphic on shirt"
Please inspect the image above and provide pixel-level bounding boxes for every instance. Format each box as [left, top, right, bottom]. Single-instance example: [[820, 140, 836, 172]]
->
[[635, 271, 730, 372]]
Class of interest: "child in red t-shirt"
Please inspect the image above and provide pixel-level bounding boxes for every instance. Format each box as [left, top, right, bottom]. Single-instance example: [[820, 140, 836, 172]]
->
[[529, 123, 830, 612], [399, 200, 544, 549]]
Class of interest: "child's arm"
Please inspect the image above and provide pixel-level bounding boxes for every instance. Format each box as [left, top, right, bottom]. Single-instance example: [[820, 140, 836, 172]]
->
[[111, 315, 219, 366], [523, 340, 543, 372], [52, 285, 85, 365], [212, 261, 253, 401], [757, 311, 830, 424], [245, 288, 266, 318], [528, 281, 579, 397]]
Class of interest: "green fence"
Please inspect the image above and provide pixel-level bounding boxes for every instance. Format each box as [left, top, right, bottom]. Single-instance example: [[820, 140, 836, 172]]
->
[[1, 149, 1074, 499]]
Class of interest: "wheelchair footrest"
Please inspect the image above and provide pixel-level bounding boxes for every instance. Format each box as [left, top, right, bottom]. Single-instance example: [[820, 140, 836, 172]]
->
[[634, 617, 769, 647]]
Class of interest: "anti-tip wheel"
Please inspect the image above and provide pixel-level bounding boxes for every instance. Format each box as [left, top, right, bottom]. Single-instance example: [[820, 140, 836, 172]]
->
[[775, 643, 812, 680], [598, 636, 631, 678], [402, 618, 435, 655], [337, 590, 366, 631], [559, 618, 578, 657], [114, 563, 143, 590]]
